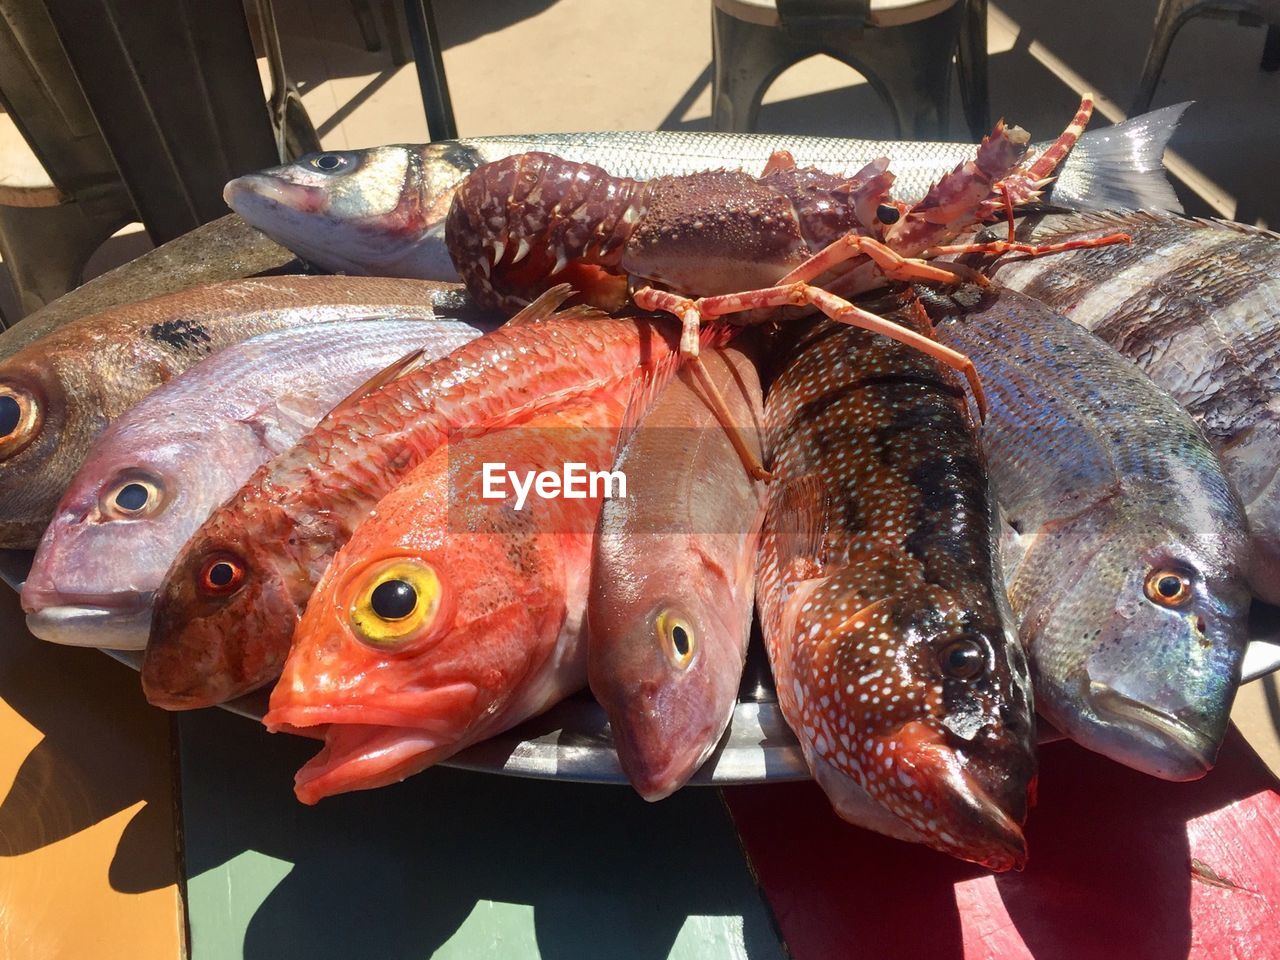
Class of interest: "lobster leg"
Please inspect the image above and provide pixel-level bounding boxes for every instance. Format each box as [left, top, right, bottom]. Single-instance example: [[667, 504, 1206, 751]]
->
[[776, 234, 983, 288], [923, 232, 1132, 258], [633, 289, 774, 481], [636, 282, 987, 419]]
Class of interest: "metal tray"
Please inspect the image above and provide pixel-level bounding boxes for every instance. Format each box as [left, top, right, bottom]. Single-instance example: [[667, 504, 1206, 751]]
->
[[4, 550, 1279, 785]]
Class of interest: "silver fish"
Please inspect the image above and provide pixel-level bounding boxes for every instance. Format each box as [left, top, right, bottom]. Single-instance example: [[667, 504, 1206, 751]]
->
[[927, 284, 1252, 781], [989, 211, 1280, 605], [223, 106, 1186, 282], [22, 316, 486, 650]]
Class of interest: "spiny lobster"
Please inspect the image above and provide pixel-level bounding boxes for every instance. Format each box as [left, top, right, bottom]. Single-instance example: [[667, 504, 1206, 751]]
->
[[445, 98, 1128, 477]]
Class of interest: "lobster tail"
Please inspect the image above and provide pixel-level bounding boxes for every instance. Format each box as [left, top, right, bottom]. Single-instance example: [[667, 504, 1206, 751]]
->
[[445, 152, 643, 314]]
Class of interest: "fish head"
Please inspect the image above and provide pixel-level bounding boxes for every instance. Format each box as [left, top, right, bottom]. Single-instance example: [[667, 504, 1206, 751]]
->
[[224, 144, 474, 280], [1020, 507, 1251, 781], [265, 499, 561, 803], [588, 549, 748, 801], [142, 507, 300, 708], [23, 425, 247, 649], [0, 356, 81, 546], [790, 562, 1035, 871]]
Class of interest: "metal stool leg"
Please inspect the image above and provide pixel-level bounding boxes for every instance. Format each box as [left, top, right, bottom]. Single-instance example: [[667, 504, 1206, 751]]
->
[[403, 0, 457, 140], [957, 0, 990, 138], [1131, 0, 1212, 114], [823, 3, 963, 138], [711, 5, 810, 132]]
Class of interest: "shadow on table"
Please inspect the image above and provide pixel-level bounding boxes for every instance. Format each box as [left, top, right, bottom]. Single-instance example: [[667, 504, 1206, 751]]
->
[[0, 586, 179, 894], [177, 708, 783, 960]]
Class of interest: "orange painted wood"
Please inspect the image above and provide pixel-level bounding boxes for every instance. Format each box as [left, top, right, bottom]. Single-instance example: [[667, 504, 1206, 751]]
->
[[0, 589, 185, 960], [725, 727, 1279, 959]]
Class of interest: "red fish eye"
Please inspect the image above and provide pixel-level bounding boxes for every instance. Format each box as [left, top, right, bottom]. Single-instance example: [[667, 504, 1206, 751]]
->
[[938, 637, 987, 680], [1144, 569, 1193, 607], [199, 555, 245, 596]]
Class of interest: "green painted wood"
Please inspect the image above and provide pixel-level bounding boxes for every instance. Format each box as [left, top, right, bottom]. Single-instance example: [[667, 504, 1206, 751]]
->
[[178, 708, 786, 959]]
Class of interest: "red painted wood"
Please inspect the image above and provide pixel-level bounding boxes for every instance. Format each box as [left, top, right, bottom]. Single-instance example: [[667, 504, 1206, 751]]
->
[[725, 728, 1280, 959]]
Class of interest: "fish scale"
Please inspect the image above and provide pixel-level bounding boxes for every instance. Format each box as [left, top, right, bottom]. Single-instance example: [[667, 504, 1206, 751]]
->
[[990, 211, 1280, 604], [756, 308, 1034, 871], [927, 284, 1251, 781]]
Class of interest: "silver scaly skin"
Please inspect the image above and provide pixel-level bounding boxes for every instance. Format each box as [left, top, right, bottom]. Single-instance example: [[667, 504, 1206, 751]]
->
[[926, 284, 1252, 782], [223, 106, 1186, 282], [990, 211, 1280, 604]]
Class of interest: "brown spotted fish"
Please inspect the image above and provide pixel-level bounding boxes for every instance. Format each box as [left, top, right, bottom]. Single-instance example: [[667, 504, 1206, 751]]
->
[[756, 307, 1036, 871], [989, 212, 1280, 604]]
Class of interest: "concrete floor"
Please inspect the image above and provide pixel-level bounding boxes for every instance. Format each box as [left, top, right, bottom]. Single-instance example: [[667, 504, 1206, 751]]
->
[[0, 0, 1277, 774]]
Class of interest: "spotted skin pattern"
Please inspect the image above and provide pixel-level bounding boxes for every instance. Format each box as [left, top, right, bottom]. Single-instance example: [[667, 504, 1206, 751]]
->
[[756, 305, 1036, 870]]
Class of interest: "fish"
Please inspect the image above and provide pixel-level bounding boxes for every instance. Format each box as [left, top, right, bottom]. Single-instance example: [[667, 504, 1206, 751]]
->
[[22, 316, 489, 650], [987, 211, 1280, 605], [755, 307, 1035, 871], [0, 214, 297, 362], [222, 106, 1187, 282], [0, 274, 474, 548], [263, 394, 627, 803], [927, 283, 1252, 780], [587, 343, 766, 800], [144, 293, 707, 710]]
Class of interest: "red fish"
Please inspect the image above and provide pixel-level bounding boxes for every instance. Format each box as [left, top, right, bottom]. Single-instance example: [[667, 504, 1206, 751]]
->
[[756, 306, 1036, 871], [264, 395, 626, 803], [144, 289, 718, 709]]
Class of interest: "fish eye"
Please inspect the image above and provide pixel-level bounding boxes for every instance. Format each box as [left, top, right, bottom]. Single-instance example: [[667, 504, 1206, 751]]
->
[[938, 636, 987, 680], [876, 203, 901, 225], [351, 560, 446, 649], [307, 152, 355, 174], [0, 383, 41, 460], [101, 473, 164, 519], [199, 554, 246, 596], [1144, 569, 1193, 607], [656, 610, 695, 668]]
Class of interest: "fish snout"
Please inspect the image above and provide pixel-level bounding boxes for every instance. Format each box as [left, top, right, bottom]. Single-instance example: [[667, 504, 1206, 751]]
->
[[1084, 682, 1221, 780], [885, 721, 1031, 871]]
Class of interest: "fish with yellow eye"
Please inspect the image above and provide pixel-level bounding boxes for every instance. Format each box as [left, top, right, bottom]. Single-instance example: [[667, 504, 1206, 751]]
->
[[588, 342, 766, 800], [264, 395, 626, 803]]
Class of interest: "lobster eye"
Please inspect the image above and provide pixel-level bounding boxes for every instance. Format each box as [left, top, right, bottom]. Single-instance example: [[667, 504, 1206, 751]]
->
[[199, 554, 245, 596], [938, 636, 987, 680], [876, 203, 901, 225], [0, 383, 41, 460], [307, 152, 355, 174], [101, 473, 164, 519], [1145, 569, 1193, 607], [350, 560, 447, 650], [656, 610, 695, 668]]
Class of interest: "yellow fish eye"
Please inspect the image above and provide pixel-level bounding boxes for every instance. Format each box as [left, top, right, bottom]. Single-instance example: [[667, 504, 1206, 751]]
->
[[656, 610, 695, 669], [0, 382, 41, 461], [350, 560, 445, 649], [101, 472, 164, 519]]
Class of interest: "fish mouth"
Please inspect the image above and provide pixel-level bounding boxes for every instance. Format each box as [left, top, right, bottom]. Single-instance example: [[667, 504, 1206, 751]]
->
[[889, 721, 1030, 871], [290, 723, 446, 805], [224, 174, 324, 215], [1085, 683, 1219, 780], [265, 682, 483, 802], [25, 599, 153, 650]]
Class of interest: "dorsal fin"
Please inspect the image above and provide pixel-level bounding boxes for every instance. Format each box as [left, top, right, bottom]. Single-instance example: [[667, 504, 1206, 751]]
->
[[321, 347, 428, 421], [507, 284, 575, 325], [763, 473, 831, 578]]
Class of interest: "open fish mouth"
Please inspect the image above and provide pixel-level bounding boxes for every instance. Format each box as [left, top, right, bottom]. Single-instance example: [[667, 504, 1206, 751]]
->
[[224, 174, 324, 215], [24, 594, 153, 650], [289, 723, 445, 805], [1085, 683, 1219, 781]]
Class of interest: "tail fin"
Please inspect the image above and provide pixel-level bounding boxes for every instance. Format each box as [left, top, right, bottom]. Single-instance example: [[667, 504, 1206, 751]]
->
[[1042, 102, 1189, 214]]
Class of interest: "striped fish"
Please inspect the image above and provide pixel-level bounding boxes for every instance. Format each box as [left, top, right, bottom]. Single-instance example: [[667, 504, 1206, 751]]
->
[[989, 212, 1280, 605]]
